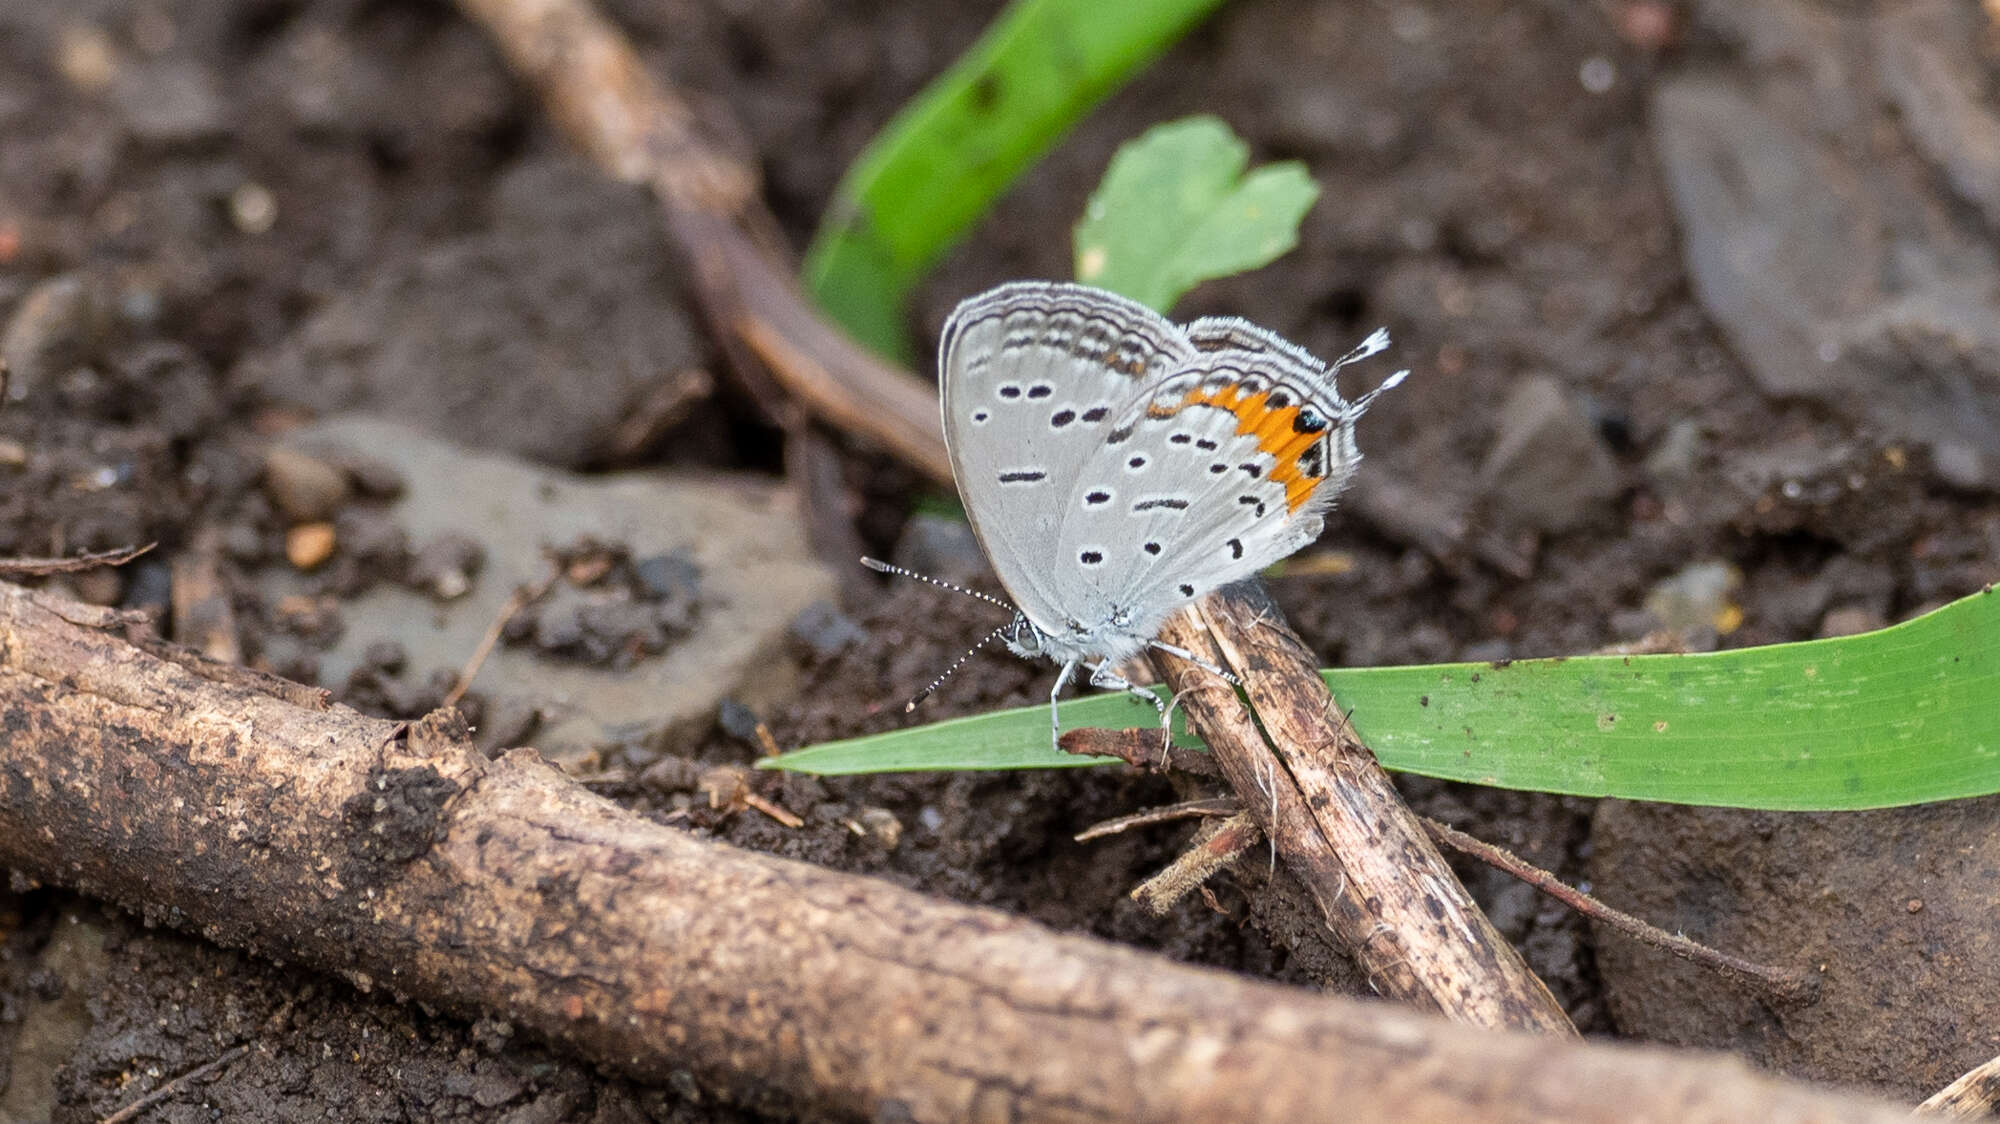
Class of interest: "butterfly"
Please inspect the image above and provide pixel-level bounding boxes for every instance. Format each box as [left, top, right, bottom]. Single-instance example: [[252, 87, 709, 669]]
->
[[871, 280, 1405, 749]]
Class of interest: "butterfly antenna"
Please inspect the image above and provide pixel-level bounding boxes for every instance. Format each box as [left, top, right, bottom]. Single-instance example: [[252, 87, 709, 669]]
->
[[859, 556, 1017, 613], [904, 622, 1012, 712]]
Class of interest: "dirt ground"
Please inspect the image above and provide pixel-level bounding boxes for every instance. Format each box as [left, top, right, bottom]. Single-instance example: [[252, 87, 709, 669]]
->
[[3, 0, 1998, 1119]]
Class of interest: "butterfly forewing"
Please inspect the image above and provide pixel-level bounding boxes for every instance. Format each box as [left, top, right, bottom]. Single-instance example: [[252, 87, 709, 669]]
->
[[939, 282, 1193, 634]]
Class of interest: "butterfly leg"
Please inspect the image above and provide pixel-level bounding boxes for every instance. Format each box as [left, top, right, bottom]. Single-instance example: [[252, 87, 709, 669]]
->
[[1144, 640, 1241, 686], [1087, 662, 1173, 754], [1048, 659, 1080, 752]]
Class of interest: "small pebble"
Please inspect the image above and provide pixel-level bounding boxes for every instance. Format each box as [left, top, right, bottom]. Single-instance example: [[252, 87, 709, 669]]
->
[[263, 446, 350, 522], [632, 550, 700, 602], [285, 522, 336, 570], [337, 454, 406, 499], [361, 639, 407, 673], [408, 533, 483, 600], [229, 182, 277, 234], [788, 600, 867, 659], [856, 807, 903, 850], [55, 25, 118, 92]]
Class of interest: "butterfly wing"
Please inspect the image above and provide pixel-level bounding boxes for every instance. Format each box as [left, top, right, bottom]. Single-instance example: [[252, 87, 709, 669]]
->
[[938, 281, 1193, 636], [1050, 334, 1396, 643]]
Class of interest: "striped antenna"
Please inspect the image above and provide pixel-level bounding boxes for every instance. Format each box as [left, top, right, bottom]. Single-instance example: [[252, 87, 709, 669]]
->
[[859, 556, 1017, 613], [902, 622, 1013, 712]]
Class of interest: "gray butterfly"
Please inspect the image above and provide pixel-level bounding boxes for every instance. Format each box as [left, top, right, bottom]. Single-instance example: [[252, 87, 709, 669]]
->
[[877, 280, 1405, 748]]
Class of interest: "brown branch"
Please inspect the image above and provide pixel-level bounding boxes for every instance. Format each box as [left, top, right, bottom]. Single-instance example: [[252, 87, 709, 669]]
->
[[453, 0, 953, 484], [1152, 580, 1578, 1035], [0, 579, 1920, 1122], [1419, 816, 1819, 1006], [1919, 1052, 2000, 1118], [0, 541, 154, 576], [1131, 811, 1263, 916]]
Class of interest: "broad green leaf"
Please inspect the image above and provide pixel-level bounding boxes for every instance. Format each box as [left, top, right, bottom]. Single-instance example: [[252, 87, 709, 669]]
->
[[802, 0, 1225, 360], [762, 588, 2000, 812], [1074, 116, 1320, 313]]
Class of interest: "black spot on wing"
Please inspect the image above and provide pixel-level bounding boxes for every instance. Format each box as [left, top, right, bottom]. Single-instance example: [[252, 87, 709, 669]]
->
[[1134, 498, 1189, 512], [1084, 490, 1111, 506], [998, 471, 1046, 484], [1227, 538, 1243, 560], [1050, 409, 1076, 427], [1027, 384, 1053, 399], [1081, 406, 1109, 422], [1178, 583, 1195, 597], [1079, 550, 1103, 565]]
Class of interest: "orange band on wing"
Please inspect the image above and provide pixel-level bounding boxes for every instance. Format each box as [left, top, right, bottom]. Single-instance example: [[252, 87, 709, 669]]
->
[[1175, 385, 1330, 513]]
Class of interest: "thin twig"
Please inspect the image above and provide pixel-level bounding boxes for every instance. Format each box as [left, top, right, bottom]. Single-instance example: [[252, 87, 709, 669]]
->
[[99, 991, 302, 1124], [1065, 723, 1813, 1007], [441, 567, 557, 710], [0, 542, 154, 576], [1420, 816, 1819, 1005], [1131, 812, 1263, 916], [1916, 1050, 2000, 1117], [1075, 797, 1240, 842]]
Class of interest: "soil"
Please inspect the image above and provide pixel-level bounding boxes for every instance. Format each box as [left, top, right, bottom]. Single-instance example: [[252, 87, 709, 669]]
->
[[2, 0, 1996, 1120]]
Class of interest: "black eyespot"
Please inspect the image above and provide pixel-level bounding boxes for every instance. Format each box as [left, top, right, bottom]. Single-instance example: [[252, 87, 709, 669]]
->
[[1027, 384, 1054, 399], [1144, 542, 1161, 555], [1178, 583, 1195, 597], [1081, 406, 1109, 422], [1085, 490, 1110, 505], [1294, 407, 1328, 433], [1227, 538, 1244, 560], [1127, 456, 1147, 468], [972, 411, 990, 423], [1240, 463, 1261, 478], [1050, 409, 1076, 427], [1196, 438, 1218, 451], [1208, 463, 1227, 474], [999, 385, 1022, 399], [1080, 550, 1103, 565], [1170, 433, 1192, 445]]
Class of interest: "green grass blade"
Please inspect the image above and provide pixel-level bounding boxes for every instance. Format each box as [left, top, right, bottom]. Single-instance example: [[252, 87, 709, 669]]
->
[[801, 0, 1226, 360], [1074, 115, 1320, 312], [763, 587, 2000, 812]]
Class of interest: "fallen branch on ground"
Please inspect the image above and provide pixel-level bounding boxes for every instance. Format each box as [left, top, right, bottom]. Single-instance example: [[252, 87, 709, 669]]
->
[[0, 580, 1915, 1122], [1153, 581, 1578, 1034], [453, 0, 953, 484]]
